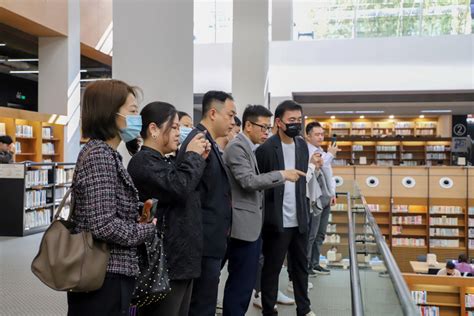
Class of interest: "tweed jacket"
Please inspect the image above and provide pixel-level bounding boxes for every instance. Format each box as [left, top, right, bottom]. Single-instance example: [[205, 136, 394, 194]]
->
[[72, 139, 155, 277]]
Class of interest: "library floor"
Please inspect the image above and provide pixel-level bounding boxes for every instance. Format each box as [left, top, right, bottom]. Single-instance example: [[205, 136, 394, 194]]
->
[[0, 234, 401, 316]]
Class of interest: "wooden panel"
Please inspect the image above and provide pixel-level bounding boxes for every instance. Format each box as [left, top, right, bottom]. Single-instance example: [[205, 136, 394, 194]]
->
[[392, 246, 428, 272], [355, 166, 391, 197], [392, 167, 429, 198], [333, 166, 355, 193], [429, 167, 467, 199], [430, 248, 464, 263]]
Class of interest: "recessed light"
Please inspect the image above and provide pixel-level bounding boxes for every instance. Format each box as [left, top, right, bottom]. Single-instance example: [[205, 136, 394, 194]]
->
[[419, 115, 425, 118], [304, 116, 308, 119], [421, 110, 452, 113], [325, 111, 354, 114], [6, 58, 38, 62], [330, 115, 336, 119], [0, 43, 6, 46], [389, 115, 394, 119], [359, 115, 365, 119], [355, 111, 384, 114]]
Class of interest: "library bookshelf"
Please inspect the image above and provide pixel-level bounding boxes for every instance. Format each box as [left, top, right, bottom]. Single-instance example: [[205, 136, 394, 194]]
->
[[404, 273, 474, 316], [0, 107, 65, 163], [469, 168, 474, 260]]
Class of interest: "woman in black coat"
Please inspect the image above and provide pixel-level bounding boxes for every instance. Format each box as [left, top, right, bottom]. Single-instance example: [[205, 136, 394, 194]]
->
[[128, 102, 211, 316]]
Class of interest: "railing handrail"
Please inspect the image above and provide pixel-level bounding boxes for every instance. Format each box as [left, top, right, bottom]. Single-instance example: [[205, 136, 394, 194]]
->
[[345, 192, 365, 316], [359, 194, 419, 316]]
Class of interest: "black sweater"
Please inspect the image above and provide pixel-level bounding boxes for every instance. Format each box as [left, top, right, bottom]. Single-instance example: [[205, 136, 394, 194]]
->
[[128, 146, 206, 280]]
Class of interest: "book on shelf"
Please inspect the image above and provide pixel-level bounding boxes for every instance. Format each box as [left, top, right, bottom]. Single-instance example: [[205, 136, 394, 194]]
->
[[55, 187, 68, 202], [324, 234, 341, 244], [401, 161, 419, 166], [426, 145, 447, 152], [326, 224, 337, 233], [429, 228, 459, 237], [0, 122, 5, 135], [393, 215, 423, 225], [411, 290, 427, 304], [416, 122, 437, 128], [24, 208, 52, 230], [469, 218, 474, 226], [42, 143, 55, 155], [15, 142, 21, 154], [467, 294, 474, 308], [331, 204, 346, 211], [26, 170, 49, 187], [56, 168, 74, 184], [470, 240, 474, 248], [416, 130, 435, 136], [352, 144, 364, 151], [332, 159, 347, 166], [392, 205, 409, 213], [469, 207, 474, 215], [376, 160, 394, 166], [395, 129, 413, 136], [376, 145, 397, 152], [395, 122, 415, 129], [392, 226, 403, 235], [401, 153, 413, 159], [42, 127, 53, 139], [430, 216, 458, 226], [469, 228, 474, 238], [25, 190, 48, 209], [392, 238, 425, 247], [418, 306, 439, 316], [331, 122, 350, 129], [429, 239, 459, 248], [15, 125, 33, 138], [430, 206, 463, 214], [426, 153, 446, 160], [367, 204, 380, 212]]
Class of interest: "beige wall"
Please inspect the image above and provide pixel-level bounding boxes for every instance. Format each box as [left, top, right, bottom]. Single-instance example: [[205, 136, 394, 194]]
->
[[437, 115, 452, 137], [80, 0, 112, 49], [0, 0, 68, 36]]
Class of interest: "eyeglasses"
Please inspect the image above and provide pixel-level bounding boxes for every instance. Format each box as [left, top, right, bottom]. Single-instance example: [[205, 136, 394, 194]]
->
[[250, 121, 272, 132]]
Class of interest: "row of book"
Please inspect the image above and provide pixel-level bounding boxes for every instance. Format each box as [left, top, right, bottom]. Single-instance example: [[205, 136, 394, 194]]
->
[[42, 127, 54, 139], [15, 142, 22, 154], [326, 224, 337, 233], [393, 215, 423, 225], [426, 153, 446, 160], [25, 190, 48, 209], [323, 234, 341, 244], [42, 143, 55, 155], [26, 170, 49, 187], [352, 129, 367, 135], [56, 168, 74, 184], [469, 207, 474, 215], [392, 205, 410, 213], [392, 238, 425, 247], [376, 160, 394, 166], [426, 145, 447, 152], [430, 216, 458, 226], [401, 153, 414, 159], [376, 145, 397, 152], [469, 228, 474, 238], [25, 208, 52, 230], [467, 294, 474, 308], [395, 129, 413, 136], [16, 125, 33, 138], [55, 187, 68, 202], [470, 218, 474, 226], [416, 130, 435, 135], [429, 239, 459, 248], [400, 160, 418, 166], [418, 306, 439, 316], [377, 153, 397, 159], [430, 206, 463, 214], [331, 204, 346, 211], [367, 204, 381, 212], [429, 228, 459, 237], [392, 226, 404, 235], [469, 240, 474, 248], [411, 290, 427, 304], [0, 122, 5, 136]]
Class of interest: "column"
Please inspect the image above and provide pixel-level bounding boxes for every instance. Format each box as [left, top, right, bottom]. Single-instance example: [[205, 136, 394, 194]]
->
[[113, 0, 194, 114], [38, 0, 81, 162], [232, 0, 270, 116], [272, 0, 293, 41]]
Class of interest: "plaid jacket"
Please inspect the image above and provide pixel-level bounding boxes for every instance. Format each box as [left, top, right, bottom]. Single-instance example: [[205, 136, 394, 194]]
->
[[72, 139, 155, 277]]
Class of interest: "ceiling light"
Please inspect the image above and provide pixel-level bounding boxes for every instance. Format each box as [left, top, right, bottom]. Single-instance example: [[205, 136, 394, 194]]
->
[[355, 110, 384, 114], [330, 115, 336, 119], [80, 78, 111, 82], [0, 43, 6, 46], [419, 115, 425, 118], [389, 115, 394, 119], [6, 58, 38, 62], [325, 111, 354, 114], [421, 110, 452, 113], [304, 116, 308, 119], [80, 69, 87, 73], [359, 115, 365, 119], [9, 70, 39, 74]]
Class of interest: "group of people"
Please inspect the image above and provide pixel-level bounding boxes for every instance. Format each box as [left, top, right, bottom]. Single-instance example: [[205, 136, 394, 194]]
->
[[437, 254, 474, 277], [53, 79, 339, 316]]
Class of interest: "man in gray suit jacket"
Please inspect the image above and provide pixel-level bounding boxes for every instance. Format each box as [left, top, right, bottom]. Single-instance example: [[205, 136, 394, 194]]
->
[[222, 105, 305, 316]]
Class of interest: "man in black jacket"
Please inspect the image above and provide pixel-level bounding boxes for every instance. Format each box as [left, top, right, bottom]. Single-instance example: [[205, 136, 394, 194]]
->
[[177, 91, 236, 316], [0, 135, 14, 164], [255, 100, 315, 316]]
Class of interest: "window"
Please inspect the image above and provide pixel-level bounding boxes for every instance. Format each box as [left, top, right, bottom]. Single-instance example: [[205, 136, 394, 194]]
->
[[194, 0, 233, 43], [293, 0, 472, 40]]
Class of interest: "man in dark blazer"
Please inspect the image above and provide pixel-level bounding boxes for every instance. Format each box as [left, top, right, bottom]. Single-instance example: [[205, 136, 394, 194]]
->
[[222, 105, 306, 315], [177, 91, 236, 316], [255, 100, 315, 316]]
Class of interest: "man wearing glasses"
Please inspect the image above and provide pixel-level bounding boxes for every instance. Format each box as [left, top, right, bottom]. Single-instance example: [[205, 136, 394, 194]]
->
[[222, 105, 305, 315]]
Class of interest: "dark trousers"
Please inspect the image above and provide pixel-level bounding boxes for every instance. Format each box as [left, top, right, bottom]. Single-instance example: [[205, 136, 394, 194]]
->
[[261, 228, 310, 316], [189, 256, 222, 316], [67, 273, 135, 316], [138, 279, 193, 316], [254, 252, 264, 294], [309, 199, 331, 267], [223, 237, 262, 316]]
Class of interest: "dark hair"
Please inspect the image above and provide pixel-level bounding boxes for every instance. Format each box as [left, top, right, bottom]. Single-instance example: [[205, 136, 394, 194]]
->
[[81, 79, 141, 141], [446, 261, 456, 269], [0, 135, 13, 145], [127, 102, 177, 156], [274, 100, 303, 120], [178, 111, 191, 120], [458, 254, 468, 263], [306, 121, 323, 135], [234, 116, 242, 127], [242, 105, 272, 128], [202, 90, 233, 116]]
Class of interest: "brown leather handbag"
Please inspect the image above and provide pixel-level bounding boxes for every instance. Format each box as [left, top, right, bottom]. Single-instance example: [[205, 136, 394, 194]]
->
[[31, 147, 110, 292]]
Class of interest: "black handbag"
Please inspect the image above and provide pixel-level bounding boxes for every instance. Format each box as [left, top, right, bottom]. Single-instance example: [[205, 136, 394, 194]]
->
[[131, 218, 171, 307]]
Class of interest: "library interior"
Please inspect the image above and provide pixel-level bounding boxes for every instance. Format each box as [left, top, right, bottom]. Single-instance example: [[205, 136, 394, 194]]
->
[[0, 1, 473, 316]]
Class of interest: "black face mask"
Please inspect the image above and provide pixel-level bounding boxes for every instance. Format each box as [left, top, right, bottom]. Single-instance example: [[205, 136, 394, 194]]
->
[[283, 122, 302, 138]]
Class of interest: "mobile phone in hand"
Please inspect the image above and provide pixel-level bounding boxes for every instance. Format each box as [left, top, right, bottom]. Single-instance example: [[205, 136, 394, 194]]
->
[[331, 135, 337, 146], [140, 198, 158, 223]]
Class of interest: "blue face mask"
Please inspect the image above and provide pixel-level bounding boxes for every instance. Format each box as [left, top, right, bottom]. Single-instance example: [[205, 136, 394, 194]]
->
[[179, 126, 193, 144], [117, 113, 142, 143]]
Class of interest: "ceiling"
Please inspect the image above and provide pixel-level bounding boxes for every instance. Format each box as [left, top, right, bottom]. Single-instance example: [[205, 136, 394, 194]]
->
[[0, 23, 111, 85]]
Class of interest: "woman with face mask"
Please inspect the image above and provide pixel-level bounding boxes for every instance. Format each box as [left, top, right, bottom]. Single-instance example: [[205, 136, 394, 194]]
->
[[127, 102, 211, 316], [67, 80, 157, 315], [178, 111, 194, 145]]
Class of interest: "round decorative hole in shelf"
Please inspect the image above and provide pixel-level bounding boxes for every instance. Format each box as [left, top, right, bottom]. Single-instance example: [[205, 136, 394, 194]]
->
[[366, 176, 379, 188], [439, 177, 453, 189], [402, 177, 416, 188], [334, 176, 344, 187]]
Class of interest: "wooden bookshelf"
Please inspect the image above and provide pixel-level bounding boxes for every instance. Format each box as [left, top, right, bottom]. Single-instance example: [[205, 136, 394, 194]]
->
[[404, 273, 474, 316], [0, 107, 65, 163], [469, 168, 474, 260]]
